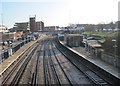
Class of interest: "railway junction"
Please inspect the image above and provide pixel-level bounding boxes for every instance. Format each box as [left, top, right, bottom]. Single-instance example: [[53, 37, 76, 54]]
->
[[0, 34, 119, 85]]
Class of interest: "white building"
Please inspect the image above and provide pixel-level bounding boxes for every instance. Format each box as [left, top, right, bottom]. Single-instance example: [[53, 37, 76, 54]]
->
[[0, 25, 8, 33]]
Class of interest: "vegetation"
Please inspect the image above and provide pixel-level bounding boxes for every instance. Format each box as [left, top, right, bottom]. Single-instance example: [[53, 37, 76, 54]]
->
[[69, 21, 119, 56], [98, 38, 106, 44], [83, 32, 118, 38], [83, 31, 118, 56]]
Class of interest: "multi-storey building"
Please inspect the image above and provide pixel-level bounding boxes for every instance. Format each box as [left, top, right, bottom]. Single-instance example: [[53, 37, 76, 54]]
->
[[29, 17, 36, 32], [12, 16, 44, 32], [36, 21, 44, 31], [13, 22, 29, 32]]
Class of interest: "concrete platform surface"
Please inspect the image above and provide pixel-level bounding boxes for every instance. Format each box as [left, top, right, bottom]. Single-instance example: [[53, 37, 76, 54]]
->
[[0, 35, 46, 75], [60, 41, 120, 79]]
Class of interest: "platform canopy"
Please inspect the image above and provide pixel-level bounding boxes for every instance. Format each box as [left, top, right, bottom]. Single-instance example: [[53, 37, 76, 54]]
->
[[87, 40, 102, 48]]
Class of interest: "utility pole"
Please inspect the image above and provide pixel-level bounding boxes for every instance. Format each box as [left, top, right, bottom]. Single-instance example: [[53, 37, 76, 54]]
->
[[1, 13, 4, 62], [68, 10, 71, 26]]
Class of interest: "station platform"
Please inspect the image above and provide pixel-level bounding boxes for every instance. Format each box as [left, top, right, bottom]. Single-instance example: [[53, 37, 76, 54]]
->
[[0, 35, 46, 76], [59, 41, 120, 79]]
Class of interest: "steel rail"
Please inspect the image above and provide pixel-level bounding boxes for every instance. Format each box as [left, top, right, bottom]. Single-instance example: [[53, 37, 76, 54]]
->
[[2, 43, 38, 85], [31, 42, 44, 85], [43, 41, 49, 85], [51, 42, 73, 86], [48, 41, 61, 85], [54, 40, 110, 86], [9, 43, 39, 86]]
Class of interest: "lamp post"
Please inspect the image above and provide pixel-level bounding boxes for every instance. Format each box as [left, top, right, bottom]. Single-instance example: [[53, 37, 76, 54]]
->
[[24, 35, 26, 45], [84, 39, 88, 51], [112, 39, 117, 67], [9, 40, 12, 56]]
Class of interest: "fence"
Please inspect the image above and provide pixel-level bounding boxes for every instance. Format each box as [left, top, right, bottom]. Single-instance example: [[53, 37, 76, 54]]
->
[[0, 38, 32, 63]]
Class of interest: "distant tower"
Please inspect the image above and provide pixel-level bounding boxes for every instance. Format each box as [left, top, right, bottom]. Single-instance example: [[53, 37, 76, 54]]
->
[[29, 15, 36, 32]]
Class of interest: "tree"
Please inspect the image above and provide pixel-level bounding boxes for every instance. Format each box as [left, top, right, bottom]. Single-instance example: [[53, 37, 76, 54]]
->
[[109, 22, 115, 30], [84, 24, 95, 32]]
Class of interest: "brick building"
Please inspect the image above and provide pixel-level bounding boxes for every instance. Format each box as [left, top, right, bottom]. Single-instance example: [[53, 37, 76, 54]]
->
[[30, 17, 36, 32], [2, 31, 23, 42]]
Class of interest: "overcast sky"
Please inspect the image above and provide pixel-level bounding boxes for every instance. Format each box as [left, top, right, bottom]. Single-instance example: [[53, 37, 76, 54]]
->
[[0, 0, 119, 28]]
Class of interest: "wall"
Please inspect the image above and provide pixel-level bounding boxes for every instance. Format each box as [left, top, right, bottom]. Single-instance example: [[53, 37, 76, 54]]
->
[[101, 52, 120, 68]]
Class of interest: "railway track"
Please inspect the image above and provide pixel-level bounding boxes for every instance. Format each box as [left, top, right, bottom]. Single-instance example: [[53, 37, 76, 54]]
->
[[48, 41, 71, 85], [1, 35, 112, 85], [30, 37, 109, 85], [52, 41, 95, 85], [54, 39, 111, 86], [31, 47, 41, 85], [2, 42, 39, 85], [41, 39, 95, 85], [43, 40, 58, 85], [50, 41, 73, 85]]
